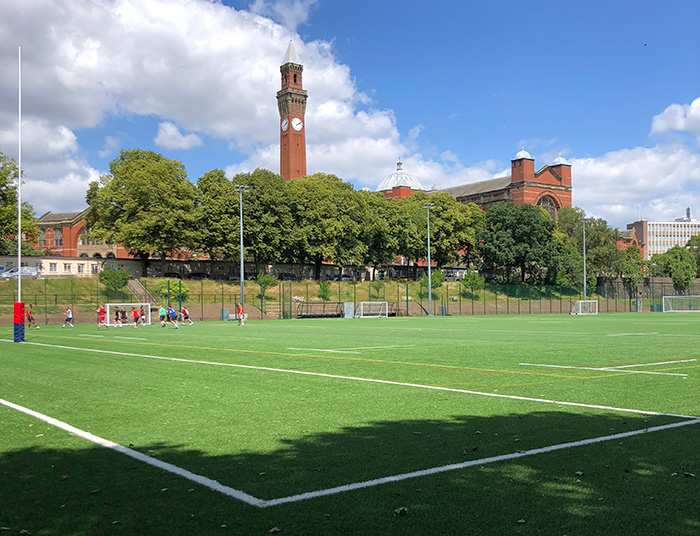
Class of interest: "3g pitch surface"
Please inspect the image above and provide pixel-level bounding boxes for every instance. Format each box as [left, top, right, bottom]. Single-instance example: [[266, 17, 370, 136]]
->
[[1, 314, 698, 536]]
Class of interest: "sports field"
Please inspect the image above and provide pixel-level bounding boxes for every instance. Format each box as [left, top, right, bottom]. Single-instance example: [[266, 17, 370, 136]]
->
[[1, 313, 699, 535]]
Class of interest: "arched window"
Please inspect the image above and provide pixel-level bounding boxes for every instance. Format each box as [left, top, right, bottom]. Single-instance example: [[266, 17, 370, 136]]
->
[[537, 195, 558, 219]]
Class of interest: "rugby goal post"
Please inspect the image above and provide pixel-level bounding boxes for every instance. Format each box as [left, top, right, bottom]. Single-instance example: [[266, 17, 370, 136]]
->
[[662, 295, 700, 312], [357, 301, 389, 318], [570, 300, 598, 315], [106, 303, 152, 326]]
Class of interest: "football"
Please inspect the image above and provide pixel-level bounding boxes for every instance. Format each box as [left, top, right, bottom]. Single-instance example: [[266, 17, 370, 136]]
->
[[36, 326, 40, 330]]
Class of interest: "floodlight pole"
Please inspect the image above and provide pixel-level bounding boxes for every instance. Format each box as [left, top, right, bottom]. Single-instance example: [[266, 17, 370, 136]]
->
[[651, 262, 656, 312], [582, 217, 590, 301], [234, 185, 250, 319], [424, 203, 434, 316]]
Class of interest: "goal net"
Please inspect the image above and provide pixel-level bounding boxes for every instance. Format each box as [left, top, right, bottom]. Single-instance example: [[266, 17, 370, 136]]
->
[[357, 301, 389, 318], [570, 300, 598, 315], [662, 295, 700, 312], [106, 303, 152, 326]]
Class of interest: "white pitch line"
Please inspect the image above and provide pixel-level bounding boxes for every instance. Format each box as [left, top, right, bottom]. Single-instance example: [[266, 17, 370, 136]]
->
[[0, 397, 264, 507], [519, 363, 687, 377], [263, 418, 700, 507], [287, 348, 361, 354], [3, 339, 696, 419], [3, 395, 697, 508], [115, 336, 147, 341], [79, 334, 105, 338], [612, 358, 697, 369], [607, 332, 658, 337]]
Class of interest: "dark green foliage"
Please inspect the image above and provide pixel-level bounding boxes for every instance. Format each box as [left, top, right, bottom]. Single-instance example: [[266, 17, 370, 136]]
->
[[256, 273, 279, 301], [479, 203, 556, 284], [98, 264, 131, 292], [652, 245, 697, 292], [150, 279, 190, 302], [85, 149, 197, 276], [317, 280, 331, 302]]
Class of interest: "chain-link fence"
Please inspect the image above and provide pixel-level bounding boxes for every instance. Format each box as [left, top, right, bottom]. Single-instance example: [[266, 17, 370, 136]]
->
[[1, 277, 698, 325]]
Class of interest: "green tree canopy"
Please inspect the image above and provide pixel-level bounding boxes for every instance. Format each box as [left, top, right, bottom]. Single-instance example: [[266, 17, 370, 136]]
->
[[98, 264, 131, 292], [0, 152, 39, 255], [478, 203, 556, 284], [85, 149, 198, 275], [652, 245, 696, 292]]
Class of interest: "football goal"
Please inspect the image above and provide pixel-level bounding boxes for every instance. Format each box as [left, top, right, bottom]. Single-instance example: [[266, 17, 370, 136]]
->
[[570, 300, 598, 315], [662, 295, 700, 312], [106, 303, 152, 326], [357, 301, 389, 318]]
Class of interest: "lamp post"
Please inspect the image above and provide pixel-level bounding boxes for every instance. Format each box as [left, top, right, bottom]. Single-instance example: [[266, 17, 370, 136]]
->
[[424, 203, 434, 316], [234, 185, 250, 320], [651, 262, 656, 312], [582, 217, 590, 301]]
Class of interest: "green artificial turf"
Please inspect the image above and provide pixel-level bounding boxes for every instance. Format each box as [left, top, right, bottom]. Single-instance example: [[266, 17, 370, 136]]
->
[[1, 313, 698, 535]]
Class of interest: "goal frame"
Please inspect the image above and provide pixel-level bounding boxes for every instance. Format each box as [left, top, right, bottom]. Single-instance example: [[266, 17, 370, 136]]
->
[[570, 300, 598, 315], [106, 303, 152, 326], [662, 295, 700, 313], [357, 301, 389, 318]]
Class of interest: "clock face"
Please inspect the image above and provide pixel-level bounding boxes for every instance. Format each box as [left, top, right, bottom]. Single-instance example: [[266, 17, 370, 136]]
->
[[281, 118, 289, 132], [291, 117, 303, 131]]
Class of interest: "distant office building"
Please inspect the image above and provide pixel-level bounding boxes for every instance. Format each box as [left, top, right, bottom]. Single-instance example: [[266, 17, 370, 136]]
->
[[627, 208, 700, 260]]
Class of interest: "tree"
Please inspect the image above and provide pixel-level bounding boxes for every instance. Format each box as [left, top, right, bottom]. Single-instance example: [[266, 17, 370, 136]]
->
[[0, 152, 39, 255], [478, 203, 556, 284], [355, 190, 400, 279], [687, 236, 700, 275], [195, 169, 239, 261], [151, 279, 190, 303], [285, 174, 361, 278], [85, 149, 198, 276], [620, 244, 644, 289], [241, 169, 294, 271], [652, 246, 696, 293], [557, 207, 623, 281], [256, 273, 279, 302], [98, 264, 131, 293]]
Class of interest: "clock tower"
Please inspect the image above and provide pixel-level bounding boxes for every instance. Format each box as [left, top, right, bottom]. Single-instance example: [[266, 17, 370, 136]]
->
[[277, 40, 307, 181]]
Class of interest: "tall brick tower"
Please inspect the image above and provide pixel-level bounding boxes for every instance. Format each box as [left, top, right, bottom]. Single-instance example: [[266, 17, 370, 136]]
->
[[277, 40, 307, 181]]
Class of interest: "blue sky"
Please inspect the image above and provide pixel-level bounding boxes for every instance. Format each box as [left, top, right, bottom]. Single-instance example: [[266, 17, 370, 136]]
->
[[1, 0, 699, 229]]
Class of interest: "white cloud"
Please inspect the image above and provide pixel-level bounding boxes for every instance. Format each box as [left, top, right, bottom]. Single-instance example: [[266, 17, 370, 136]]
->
[[651, 97, 700, 141], [570, 144, 700, 227], [154, 122, 203, 150], [0, 0, 698, 235], [250, 0, 318, 31], [98, 136, 121, 158]]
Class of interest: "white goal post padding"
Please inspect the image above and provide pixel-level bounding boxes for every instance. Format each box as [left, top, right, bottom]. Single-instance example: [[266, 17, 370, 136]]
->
[[662, 295, 700, 312], [106, 303, 152, 326], [357, 301, 389, 318], [570, 300, 598, 315]]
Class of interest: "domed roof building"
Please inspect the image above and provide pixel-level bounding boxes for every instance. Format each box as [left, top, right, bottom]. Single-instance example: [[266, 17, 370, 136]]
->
[[376, 160, 425, 200]]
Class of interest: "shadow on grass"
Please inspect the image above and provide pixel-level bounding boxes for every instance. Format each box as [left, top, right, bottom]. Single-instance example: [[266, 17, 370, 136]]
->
[[1, 411, 698, 536]]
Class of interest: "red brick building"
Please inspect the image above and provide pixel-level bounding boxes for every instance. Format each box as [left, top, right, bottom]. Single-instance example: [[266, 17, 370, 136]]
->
[[36, 210, 131, 259], [378, 149, 573, 219]]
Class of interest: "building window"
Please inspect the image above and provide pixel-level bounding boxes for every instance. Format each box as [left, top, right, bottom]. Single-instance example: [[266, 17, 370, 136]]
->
[[77, 264, 84, 274], [35, 262, 43, 272], [49, 263, 58, 273], [63, 263, 72, 273], [536, 196, 558, 219], [91, 264, 100, 275], [53, 228, 63, 246], [38, 230, 46, 247]]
